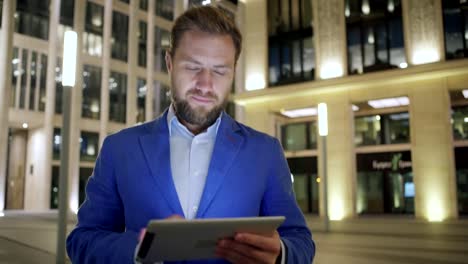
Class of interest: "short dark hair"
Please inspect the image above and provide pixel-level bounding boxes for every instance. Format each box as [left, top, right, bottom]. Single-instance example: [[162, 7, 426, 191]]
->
[[169, 5, 242, 63]]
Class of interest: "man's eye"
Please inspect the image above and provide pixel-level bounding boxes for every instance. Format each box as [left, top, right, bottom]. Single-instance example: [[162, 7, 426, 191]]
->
[[186, 66, 200, 71], [214, 70, 226, 76]]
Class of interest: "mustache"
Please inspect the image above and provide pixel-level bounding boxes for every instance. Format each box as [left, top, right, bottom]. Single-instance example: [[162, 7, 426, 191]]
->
[[187, 89, 218, 100]]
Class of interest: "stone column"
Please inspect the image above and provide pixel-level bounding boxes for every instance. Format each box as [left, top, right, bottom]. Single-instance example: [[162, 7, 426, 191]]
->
[[99, 0, 113, 147], [243, 0, 267, 91], [402, 0, 445, 65], [146, 0, 155, 121], [174, 0, 187, 17], [127, 0, 139, 126], [0, 0, 16, 211], [24, 0, 60, 210], [409, 81, 457, 220], [319, 96, 356, 220], [6, 130, 27, 209], [313, 0, 347, 79]]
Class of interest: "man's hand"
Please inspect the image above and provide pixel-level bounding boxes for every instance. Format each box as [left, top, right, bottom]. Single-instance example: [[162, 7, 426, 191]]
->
[[215, 231, 281, 264], [138, 214, 184, 241]]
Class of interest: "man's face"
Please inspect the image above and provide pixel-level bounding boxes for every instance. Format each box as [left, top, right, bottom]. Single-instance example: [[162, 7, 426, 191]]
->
[[166, 30, 236, 130]]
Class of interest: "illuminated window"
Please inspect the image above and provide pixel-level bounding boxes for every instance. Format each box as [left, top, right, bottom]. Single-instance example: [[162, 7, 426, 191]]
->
[[111, 11, 129, 62], [442, 1, 468, 60], [84, 1, 104, 57], [153, 81, 171, 118], [287, 157, 319, 214], [80, 131, 99, 162], [281, 121, 317, 151], [138, 21, 147, 67], [455, 147, 468, 215], [345, 0, 406, 74], [15, 0, 50, 40], [82, 65, 102, 120], [155, 26, 170, 73], [109, 71, 127, 123], [137, 78, 146, 123], [268, 0, 315, 86], [155, 0, 174, 21]]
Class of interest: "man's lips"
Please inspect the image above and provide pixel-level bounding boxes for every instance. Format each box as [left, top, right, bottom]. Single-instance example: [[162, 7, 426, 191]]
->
[[190, 94, 215, 104]]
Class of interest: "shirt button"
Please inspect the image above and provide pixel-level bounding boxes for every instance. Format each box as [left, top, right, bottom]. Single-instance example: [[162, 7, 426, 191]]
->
[[192, 206, 198, 213]]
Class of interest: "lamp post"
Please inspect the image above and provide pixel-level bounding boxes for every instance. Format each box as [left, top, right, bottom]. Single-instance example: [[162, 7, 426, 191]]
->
[[318, 103, 329, 232], [56, 30, 77, 264]]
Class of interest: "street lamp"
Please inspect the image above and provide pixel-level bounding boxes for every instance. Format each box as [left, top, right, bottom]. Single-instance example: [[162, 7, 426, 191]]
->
[[318, 103, 329, 232], [56, 30, 77, 264]]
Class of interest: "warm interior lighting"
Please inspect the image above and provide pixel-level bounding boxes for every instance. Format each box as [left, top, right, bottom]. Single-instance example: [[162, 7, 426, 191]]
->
[[0, 211, 4, 217], [290, 174, 294, 183], [202, 0, 211, 5], [464, 117, 468, 123], [22, 123, 28, 129], [352, 105, 359, 111], [462, 89, 468, 99], [329, 199, 344, 221], [70, 200, 78, 215], [280, 107, 317, 118], [412, 48, 440, 65], [246, 73, 266, 91], [368, 96, 409, 109], [361, 0, 370, 15], [320, 61, 344, 79], [387, 0, 395, 12], [62, 31, 78, 86], [318, 103, 328, 136], [399, 62, 408, 68], [316, 177, 321, 183]]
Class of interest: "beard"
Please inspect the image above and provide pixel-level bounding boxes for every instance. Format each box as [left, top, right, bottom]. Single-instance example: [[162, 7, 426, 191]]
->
[[172, 88, 228, 129]]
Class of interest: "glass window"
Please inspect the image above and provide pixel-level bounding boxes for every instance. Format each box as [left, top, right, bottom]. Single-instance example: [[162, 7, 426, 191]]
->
[[138, 21, 147, 67], [29, 51, 37, 110], [84, 1, 104, 57], [346, 0, 405, 75], [155, 0, 174, 21], [137, 78, 146, 123], [140, 0, 149, 11], [442, 1, 468, 60], [82, 65, 102, 120], [281, 121, 317, 151], [455, 147, 468, 215], [268, 0, 315, 86], [226, 101, 236, 120], [79, 167, 93, 206], [356, 151, 414, 214], [60, 0, 74, 27], [55, 58, 63, 114], [354, 112, 410, 146], [80, 131, 99, 161], [53, 127, 61, 160], [119, 0, 130, 3], [287, 157, 319, 214], [15, 0, 50, 40], [109, 71, 127, 123], [39, 54, 47, 111], [112, 11, 129, 62], [19, 49, 28, 109], [155, 26, 170, 73], [11, 47, 19, 108], [51, 166, 60, 209], [153, 81, 171, 118]]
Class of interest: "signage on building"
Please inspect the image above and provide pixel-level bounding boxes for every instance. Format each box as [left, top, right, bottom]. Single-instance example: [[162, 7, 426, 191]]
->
[[357, 151, 412, 172]]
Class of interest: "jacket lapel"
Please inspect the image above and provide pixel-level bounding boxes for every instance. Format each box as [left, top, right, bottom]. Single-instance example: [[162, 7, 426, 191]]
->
[[139, 112, 184, 216], [196, 114, 244, 217]]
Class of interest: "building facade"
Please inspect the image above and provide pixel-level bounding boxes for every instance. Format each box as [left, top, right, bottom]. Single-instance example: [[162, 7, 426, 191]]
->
[[1, 0, 467, 225]]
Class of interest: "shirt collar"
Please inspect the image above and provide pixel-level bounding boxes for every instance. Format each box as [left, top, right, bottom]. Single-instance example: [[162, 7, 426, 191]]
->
[[167, 104, 222, 138]]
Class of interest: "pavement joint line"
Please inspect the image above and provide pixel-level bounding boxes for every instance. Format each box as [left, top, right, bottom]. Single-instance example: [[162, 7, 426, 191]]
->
[[0, 235, 56, 257]]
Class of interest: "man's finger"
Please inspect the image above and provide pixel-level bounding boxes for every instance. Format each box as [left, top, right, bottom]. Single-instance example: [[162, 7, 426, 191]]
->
[[234, 232, 280, 252]]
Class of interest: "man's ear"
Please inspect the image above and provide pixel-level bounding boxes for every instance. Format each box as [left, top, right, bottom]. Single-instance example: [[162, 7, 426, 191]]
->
[[165, 50, 173, 73]]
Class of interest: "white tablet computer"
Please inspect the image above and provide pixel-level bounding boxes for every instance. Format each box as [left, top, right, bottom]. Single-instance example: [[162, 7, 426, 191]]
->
[[136, 216, 285, 263]]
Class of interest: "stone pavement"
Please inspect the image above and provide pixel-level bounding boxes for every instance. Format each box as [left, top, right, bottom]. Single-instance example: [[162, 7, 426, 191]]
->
[[1, 211, 468, 264]]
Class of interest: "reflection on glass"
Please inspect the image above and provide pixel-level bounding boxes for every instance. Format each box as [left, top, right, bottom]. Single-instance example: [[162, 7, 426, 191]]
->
[[153, 81, 171, 118], [287, 157, 319, 214], [346, 0, 405, 75], [19, 49, 28, 109], [443, 1, 468, 60], [82, 65, 102, 120], [155, 26, 170, 73], [15, 1, 50, 40], [109, 71, 127, 123], [53, 127, 61, 160], [80, 131, 99, 161], [51, 166, 60, 209], [29, 51, 37, 110], [84, 1, 104, 57], [281, 121, 317, 151], [55, 58, 63, 114], [11, 47, 19, 107], [452, 105, 468, 140], [138, 21, 147, 67], [112, 11, 129, 62], [39, 54, 47, 111], [155, 0, 174, 21], [354, 112, 410, 146], [137, 78, 146, 123], [356, 152, 414, 214], [140, 0, 149, 11], [455, 147, 468, 215]]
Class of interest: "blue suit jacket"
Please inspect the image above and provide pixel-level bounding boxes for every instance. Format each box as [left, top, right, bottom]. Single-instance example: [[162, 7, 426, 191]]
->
[[66, 111, 315, 263]]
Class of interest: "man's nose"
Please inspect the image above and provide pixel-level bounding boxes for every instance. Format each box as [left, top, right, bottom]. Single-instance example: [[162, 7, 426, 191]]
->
[[195, 69, 213, 92]]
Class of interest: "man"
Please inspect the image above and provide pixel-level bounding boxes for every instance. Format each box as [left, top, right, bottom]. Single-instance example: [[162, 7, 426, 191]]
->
[[67, 6, 315, 264]]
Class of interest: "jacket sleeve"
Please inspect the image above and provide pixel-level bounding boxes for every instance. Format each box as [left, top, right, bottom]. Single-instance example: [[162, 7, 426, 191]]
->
[[66, 136, 139, 264], [261, 138, 316, 264]]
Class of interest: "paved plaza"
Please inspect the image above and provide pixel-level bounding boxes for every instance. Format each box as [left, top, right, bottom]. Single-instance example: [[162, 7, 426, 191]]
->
[[0, 211, 467, 264]]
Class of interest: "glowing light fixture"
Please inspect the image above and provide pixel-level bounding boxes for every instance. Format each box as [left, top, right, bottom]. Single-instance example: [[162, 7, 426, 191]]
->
[[464, 117, 468, 123], [362, 0, 370, 15], [412, 49, 440, 65], [368, 96, 409, 109], [318, 103, 328, 136], [462, 89, 468, 99], [320, 61, 343, 79], [202, 0, 211, 5], [387, 0, 395, 12], [375, 115, 381, 121], [352, 105, 359, 111], [427, 200, 444, 222], [399, 62, 408, 68], [246, 73, 266, 91], [281, 107, 317, 118], [22, 123, 28, 129], [329, 199, 344, 221], [316, 177, 321, 183], [290, 174, 294, 183], [0, 211, 4, 217], [62, 31, 77, 86]]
